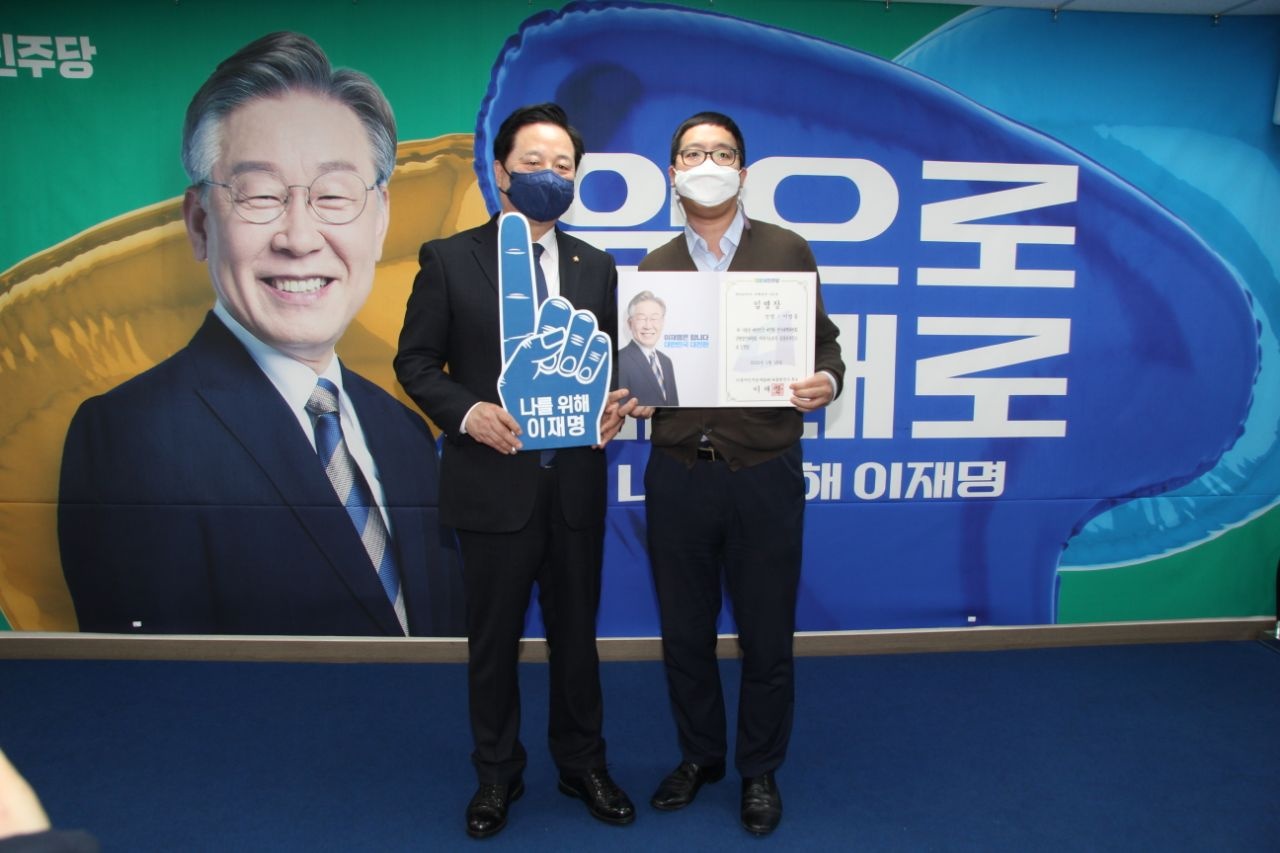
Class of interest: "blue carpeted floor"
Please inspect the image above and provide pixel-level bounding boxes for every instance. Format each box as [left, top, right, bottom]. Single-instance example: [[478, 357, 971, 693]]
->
[[2, 641, 1279, 851]]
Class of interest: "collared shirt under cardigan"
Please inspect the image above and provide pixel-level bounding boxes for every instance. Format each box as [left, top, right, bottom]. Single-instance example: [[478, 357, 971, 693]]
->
[[639, 211, 845, 469]]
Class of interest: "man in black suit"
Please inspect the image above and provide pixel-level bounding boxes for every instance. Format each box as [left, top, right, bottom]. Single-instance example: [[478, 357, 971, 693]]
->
[[395, 103, 636, 838], [57, 32, 463, 638], [637, 112, 844, 836], [617, 290, 679, 407]]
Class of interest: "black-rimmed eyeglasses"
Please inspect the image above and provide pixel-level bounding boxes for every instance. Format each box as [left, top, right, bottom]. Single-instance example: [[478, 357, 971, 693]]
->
[[677, 148, 740, 168]]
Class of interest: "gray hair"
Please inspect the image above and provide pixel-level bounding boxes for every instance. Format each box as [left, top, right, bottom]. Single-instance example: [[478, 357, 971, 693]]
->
[[627, 290, 667, 317], [181, 31, 396, 185]]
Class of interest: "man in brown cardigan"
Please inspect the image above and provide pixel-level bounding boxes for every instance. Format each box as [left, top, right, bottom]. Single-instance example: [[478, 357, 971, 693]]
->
[[633, 111, 845, 836]]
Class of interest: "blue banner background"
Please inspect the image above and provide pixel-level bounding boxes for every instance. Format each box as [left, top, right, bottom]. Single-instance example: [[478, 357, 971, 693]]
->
[[476, 2, 1265, 632]]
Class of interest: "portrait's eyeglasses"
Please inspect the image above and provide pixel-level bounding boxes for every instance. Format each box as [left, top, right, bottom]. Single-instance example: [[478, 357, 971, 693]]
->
[[678, 148, 740, 168], [201, 170, 377, 225]]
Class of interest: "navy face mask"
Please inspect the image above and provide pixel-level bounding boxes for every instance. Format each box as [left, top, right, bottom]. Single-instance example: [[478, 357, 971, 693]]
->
[[501, 165, 576, 222]]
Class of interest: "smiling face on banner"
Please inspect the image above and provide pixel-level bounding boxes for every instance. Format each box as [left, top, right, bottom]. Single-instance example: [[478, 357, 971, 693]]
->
[[184, 92, 390, 372]]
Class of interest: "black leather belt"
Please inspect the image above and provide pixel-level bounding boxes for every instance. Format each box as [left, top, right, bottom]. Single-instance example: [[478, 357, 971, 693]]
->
[[696, 444, 721, 462]]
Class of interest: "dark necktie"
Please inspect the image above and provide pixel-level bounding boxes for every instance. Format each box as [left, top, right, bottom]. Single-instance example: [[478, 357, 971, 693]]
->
[[533, 243, 549, 305], [532, 243, 556, 466], [306, 378, 407, 634]]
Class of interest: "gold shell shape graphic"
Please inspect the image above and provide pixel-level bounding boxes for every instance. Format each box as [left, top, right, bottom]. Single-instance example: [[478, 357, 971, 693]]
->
[[0, 135, 486, 631]]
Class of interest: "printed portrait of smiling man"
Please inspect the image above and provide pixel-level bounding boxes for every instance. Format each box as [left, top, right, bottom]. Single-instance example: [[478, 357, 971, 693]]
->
[[56, 31, 463, 638], [186, 89, 387, 370], [617, 290, 679, 408]]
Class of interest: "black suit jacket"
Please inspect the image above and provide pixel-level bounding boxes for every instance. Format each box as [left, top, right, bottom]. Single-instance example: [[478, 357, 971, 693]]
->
[[640, 218, 845, 468], [395, 217, 618, 533], [617, 340, 679, 407], [58, 313, 464, 636]]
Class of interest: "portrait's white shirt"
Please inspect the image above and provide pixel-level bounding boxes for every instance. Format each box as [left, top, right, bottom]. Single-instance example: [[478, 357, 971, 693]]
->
[[212, 301, 391, 526]]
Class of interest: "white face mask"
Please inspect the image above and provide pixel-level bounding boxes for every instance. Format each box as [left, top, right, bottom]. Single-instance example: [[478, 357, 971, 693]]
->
[[673, 159, 741, 208]]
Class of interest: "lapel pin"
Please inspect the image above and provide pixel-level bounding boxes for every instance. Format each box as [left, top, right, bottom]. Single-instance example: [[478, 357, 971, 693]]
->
[[573, 255, 580, 263]]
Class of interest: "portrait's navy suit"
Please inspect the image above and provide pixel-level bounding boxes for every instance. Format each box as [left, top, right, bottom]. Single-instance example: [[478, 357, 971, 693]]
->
[[617, 340, 679, 407], [58, 312, 464, 636]]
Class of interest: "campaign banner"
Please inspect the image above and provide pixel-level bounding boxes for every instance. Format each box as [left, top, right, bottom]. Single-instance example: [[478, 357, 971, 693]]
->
[[1, 2, 1276, 636], [476, 1, 1263, 630]]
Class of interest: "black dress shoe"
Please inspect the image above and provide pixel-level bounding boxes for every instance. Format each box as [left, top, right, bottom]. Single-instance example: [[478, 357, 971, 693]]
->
[[466, 777, 524, 839], [650, 760, 726, 811], [557, 767, 636, 825], [740, 772, 782, 836]]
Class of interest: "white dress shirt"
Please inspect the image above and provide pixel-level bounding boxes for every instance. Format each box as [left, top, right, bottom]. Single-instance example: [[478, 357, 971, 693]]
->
[[683, 205, 746, 272], [212, 301, 392, 528]]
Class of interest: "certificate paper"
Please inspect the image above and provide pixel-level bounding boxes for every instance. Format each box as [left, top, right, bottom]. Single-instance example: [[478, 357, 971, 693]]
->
[[721, 275, 814, 403], [618, 270, 816, 407]]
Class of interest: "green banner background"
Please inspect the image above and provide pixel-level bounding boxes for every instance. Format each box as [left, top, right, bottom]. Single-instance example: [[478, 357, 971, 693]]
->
[[2, 1, 1275, 631]]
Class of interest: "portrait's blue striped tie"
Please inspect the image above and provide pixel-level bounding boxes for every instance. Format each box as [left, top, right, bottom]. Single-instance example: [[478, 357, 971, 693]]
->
[[649, 352, 667, 402], [306, 378, 406, 635]]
